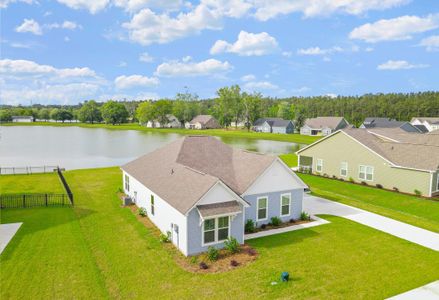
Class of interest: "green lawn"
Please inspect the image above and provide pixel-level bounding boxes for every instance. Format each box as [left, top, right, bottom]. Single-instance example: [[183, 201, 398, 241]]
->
[[1, 168, 439, 299], [279, 153, 298, 167], [3, 122, 321, 144], [0, 173, 64, 194], [299, 173, 439, 233]]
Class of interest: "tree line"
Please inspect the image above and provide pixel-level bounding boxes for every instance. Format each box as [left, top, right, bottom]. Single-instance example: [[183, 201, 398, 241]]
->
[[1, 87, 438, 128]]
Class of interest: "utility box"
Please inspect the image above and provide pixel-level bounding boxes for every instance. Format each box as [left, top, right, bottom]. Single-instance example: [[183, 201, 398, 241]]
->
[[281, 272, 289, 282]]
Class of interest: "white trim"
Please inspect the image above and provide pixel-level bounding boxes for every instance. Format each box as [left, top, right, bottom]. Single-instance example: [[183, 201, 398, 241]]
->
[[437, 174, 439, 192], [340, 161, 348, 177], [256, 196, 268, 221], [201, 216, 231, 247], [358, 165, 374, 182], [280, 193, 291, 217]]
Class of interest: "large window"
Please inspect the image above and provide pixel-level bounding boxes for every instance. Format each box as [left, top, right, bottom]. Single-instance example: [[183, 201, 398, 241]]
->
[[280, 193, 291, 216], [203, 216, 230, 245], [124, 174, 130, 192], [359, 165, 374, 181], [150, 195, 155, 215], [316, 159, 323, 172], [340, 162, 348, 177], [257, 197, 268, 221]]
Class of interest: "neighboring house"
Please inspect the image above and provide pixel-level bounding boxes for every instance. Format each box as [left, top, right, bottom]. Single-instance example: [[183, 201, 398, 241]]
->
[[296, 128, 439, 197], [12, 116, 34, 123], [300, 117, 348, 136], [146, 114, 181, 128], [121, 136, 306, 256], [411, 117, 439, 132], [252, 118, 295, 134], [360, 117, 420, 133], [185, 115, 221, 129], [230, 120, 246, 127]]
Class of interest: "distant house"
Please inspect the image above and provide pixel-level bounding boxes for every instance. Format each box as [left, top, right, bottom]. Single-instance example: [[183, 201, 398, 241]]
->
[[122, 136, 306, 256], [252, 118, 295, 134], [185, 115, 221, 129], [300, 117, 348, 136], [296, 127, 439, 197], [360, 117, 420, 133], [12, 116, 34, 123], [146, 114, 181, 128], [411, 117, 439, 132]]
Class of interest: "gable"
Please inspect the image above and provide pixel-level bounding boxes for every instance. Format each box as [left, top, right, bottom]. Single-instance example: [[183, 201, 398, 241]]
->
[[242, 159, 306, 196], [197, 182, 239, 206]]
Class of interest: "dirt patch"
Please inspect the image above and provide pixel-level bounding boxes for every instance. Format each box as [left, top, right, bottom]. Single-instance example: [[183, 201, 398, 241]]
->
[[125, 202, 258, 274]]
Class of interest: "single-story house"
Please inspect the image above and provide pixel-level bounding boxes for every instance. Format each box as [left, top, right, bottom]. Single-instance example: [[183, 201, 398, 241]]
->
[[411, 117, 439, 132], [360, 117, 420, 133], [252, 118, 295, 134], [121, 136, 306, 256], [12, 116, 34, 123], [296, 127, 439, 197], [185, 115, 221, 129], [146, 114, 181, 128], [300, 117, 348, 136]]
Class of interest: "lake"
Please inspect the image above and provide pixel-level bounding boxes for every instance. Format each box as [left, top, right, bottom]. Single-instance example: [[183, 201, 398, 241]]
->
[[0, 126, 304, 170]]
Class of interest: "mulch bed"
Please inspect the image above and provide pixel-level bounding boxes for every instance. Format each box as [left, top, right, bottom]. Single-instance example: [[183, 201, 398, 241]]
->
[[123, 200, 258, 274], [252, 219, 312, 233]]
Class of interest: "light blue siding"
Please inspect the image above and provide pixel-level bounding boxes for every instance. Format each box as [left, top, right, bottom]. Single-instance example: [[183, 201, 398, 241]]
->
[[243, 189, 303, 226], [186, 207, 244, 256]]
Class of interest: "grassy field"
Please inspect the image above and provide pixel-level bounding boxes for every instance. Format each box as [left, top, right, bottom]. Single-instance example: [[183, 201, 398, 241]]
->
[[2, 122, 321, 144], [0, 173, 64, 194], [299, 173, 439, 233], [1, 168, 439, 299]]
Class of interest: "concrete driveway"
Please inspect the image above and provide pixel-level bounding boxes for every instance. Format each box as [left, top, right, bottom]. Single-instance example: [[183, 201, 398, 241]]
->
[[303, 195, 439, 251]]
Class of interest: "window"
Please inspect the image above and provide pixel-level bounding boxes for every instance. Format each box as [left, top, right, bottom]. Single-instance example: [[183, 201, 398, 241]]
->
[[203, 216, 229, 245], [124, 174, 130, 192], [316, 159, 323, 172], [359, 165, 374, 181], [150, 195, 155, 215], [340, 162, 348, 177], [257, 197, 268, 221], [280, 194, 291, 216]]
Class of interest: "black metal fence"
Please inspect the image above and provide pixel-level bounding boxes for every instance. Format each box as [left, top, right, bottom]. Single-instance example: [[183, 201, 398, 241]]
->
[[0, 193, 72, 209], [57, 168, 74, 205], [0, 166, 59, 175]]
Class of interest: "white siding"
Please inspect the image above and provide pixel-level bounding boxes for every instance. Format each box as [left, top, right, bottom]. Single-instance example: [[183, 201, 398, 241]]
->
[[123, 171, 189, 255], [197, 182, 239, 205]]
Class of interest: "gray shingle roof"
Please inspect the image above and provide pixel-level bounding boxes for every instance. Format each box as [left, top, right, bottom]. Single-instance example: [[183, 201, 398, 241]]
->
[[304, 117, 345, 129], [121, 136, 276, 214], [189, 115, 215, 125], [254, 118, 293, 128], [362, 117, 405, 128], [197, 201, 241, 218]]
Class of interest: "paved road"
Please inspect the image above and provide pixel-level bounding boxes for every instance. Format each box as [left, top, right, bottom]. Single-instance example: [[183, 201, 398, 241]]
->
[[303, 195, 439, 251]]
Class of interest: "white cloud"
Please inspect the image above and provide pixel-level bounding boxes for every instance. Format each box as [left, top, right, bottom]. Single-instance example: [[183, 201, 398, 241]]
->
[[349, 14, 439, 43], [64, 36, 70, 42], [114, 75, 159, 89], [282, 51, 293, 57], [244, 81, 278, 90], [118, 61, 127, 67], [252, 0, 409, 21], [0, 0, 35, 9], [155, 58, 232, 77], [365, 47, 374, 52], [55, 0, 110, 14], [0, 59, 97, 77], [297, 46, 343, 55], [377, 60, 429, 70], [210, 31, 278, 56], [139, 52, 154, 63], [46, 20, 82, 30], [15, 19, 42, 35], [419, 35, 439, 52], [241, 74, 256, 82], [325, 93, 338, 98], [201, 0, 252, 18], [113, 0, 183, 13]]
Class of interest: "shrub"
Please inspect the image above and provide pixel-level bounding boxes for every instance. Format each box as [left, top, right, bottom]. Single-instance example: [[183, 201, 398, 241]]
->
[[207, 246, 219, 261], [361, 181, 368, 185], [159, 231, 171, 243], [323, 173, 329, 177], [260, 224, 267, 229], [349, 177, 355, 183], [138, 207, 147, 217], [199, 262, 208, 270], [393, 187, 399, 192], [332, 175, 337, 179], [289, 218, 296, 223], [300, 211, 310, 221], [270, 216, 281, 227], [245, 219, 255, 233], [339, 178, 344, 181], [224, 237, 240, 254], [414, 189, 422, 196], [190, 256, 198, 264], [247, 248, 257, 256], [230, 260, 239, 267], [376, 184, 383, 189]]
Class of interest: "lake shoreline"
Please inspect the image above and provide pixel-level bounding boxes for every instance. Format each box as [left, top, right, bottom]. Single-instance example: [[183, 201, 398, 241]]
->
[[1, 122, 321, 144]]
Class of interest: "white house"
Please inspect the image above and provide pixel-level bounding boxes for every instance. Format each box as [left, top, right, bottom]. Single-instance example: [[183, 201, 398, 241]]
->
[[185, 115, 221, 129], [121, 136, 306, 256], [411, 117, 439, 133], [12, 116, 34, 123], [300, 117, 349, 136], [253, 118, 295, 134], [146, 114, 181, 128]]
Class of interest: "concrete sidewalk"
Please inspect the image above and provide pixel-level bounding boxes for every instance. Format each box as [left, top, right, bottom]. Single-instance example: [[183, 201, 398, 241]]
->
[[387, 280, 439, 299], [0, 223, 22, 254], [303, 195, 439, 251]]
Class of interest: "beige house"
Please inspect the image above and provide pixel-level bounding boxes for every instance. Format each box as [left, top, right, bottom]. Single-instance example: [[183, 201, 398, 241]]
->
[[300, 117, 349, 136], [185, 115, 221, 129], [296, 128, 439, 197]]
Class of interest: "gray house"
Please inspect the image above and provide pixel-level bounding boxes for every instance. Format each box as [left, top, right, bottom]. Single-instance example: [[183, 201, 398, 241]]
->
[[360, 117, 421, 133], [121, 136, 306, 256], [253, 118, 295, 134], [300, 117, 349, 136]]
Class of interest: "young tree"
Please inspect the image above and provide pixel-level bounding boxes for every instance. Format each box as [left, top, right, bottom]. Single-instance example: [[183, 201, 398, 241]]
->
[[154, 100, 172, 127], [0, 109, 12, 122], [242, 92, 262, 131], [58, 109, 73, 123], [277, 101, 291, 119], [101, 100, 128, 125], [215, 85, 241, 128], [50, 108, 60, 121], [173, 91, 199, 126], [78, 100, 102, 124], [136, 101, 156, 125], [38, 108, 50, 121]]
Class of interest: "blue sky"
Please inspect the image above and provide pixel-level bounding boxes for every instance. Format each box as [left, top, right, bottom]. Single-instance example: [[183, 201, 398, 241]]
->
[[1, 0, 438, 105]]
